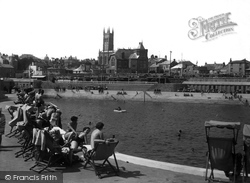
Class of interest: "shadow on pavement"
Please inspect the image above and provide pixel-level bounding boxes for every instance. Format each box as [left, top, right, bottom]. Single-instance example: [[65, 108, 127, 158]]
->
[[63, 162, 146, 179], [0, 145, 22, 148]]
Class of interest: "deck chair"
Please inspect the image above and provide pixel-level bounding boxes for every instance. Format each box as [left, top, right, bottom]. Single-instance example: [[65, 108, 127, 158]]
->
[[14, 124, 34, 158], [83, 140, 119, 179], [13, 105, 37, 158], [6, 105, 23, 137], [243, 124, 250, 181], [6, 104, 36, 138], [30, 130, 72, 173], [205, 120, 241, 183]]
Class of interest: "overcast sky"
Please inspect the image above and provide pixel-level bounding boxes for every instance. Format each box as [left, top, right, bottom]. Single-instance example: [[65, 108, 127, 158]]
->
[[0, 0, 249, 65]]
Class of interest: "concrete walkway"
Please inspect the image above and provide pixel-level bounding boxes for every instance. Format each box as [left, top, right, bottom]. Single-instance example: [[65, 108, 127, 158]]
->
[[0, 94, 238, 183], [44, 88, 250, 105]]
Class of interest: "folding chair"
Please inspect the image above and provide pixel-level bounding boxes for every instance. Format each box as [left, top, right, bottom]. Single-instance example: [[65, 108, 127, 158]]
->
[[14, 124, 34, 158], [5, 105, 23, 137], [243, 124, 250, 182], [205, 120, 241, 183], [83, 140, 119, 179], [30, 130, 72, 173], [13, 105, 37, 159]]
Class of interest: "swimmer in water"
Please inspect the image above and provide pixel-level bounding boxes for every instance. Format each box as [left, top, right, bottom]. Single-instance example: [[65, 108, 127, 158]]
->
[[191, 148, 195, 153], [177, 130, 182, 137]]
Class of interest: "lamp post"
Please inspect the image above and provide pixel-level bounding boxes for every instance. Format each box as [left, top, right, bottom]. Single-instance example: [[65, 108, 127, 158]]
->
[[169, 51, 172, 76]]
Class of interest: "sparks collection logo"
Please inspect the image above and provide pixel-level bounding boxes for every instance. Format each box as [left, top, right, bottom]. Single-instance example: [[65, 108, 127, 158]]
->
[[188, 12, 237, 41]]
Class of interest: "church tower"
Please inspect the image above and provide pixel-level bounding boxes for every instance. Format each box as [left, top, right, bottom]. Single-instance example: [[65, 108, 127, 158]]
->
[[103, 28, 114, 52], [98, 27, 114, 66]]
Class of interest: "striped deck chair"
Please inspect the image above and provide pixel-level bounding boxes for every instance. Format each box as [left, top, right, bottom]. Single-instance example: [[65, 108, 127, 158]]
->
[[243, 124, 250, 182], [6, 105, 23, 137], [205, 120, 241, 183], [30, 130, 73, 173], [83, 140, 119, 179]]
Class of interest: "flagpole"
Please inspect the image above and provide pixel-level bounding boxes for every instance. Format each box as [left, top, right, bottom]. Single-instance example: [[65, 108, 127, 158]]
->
[[169, 51, 172, 76]]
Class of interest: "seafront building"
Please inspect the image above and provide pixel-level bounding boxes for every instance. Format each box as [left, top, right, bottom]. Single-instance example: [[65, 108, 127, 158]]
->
[[98, 28, 148, 74], [183, 77, 250, 93], [0, 28, 250, 94], [107, 42, 148, 74], [182, 59, 250, 93]]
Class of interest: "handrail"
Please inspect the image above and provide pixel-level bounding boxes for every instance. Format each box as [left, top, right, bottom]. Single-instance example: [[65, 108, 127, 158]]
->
[[56, 80, 157, 85], [188, 77, 249, 82]]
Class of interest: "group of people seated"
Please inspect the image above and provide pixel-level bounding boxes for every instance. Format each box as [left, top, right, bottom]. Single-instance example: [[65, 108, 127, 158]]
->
[[154, 89, 161, 94], [7, 87, 112, 165], [117, 89, 127, 95]]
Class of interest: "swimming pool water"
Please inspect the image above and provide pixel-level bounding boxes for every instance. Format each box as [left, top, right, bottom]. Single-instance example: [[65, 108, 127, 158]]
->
[[46, 97, 250, 168]]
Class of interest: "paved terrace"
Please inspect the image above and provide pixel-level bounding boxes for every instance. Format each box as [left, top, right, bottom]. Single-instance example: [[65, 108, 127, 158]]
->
[[0, 94, 245, 183]]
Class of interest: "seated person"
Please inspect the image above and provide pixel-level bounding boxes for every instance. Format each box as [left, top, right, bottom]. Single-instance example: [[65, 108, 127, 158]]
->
[[77, 127, 91, 146], [37, 104, 56, 122], [48, 125, 72, 146], [48, 124, 90, 154], [91, 122, 105, 149], [83, 122, 109, 152], [46, 105, 57, 120], [49, 110, 62, 128], [55, 109, 62, 128], [116, 107, 122, 111], [67, 116, 78, 132]]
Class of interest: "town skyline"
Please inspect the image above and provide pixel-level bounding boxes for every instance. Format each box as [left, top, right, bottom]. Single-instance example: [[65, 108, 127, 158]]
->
[[0, 0, 250, 66]]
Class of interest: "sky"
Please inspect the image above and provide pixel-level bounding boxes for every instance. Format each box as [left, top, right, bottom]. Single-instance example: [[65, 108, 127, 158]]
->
[[0, 0, 250, 66]]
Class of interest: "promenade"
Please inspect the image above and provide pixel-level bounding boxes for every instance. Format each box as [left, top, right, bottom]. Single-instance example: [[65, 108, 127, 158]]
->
[[44, 88, 250, 105], [0, 94, 241, 183]]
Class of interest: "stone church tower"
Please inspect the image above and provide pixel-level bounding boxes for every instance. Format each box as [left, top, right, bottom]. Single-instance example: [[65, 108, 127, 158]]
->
[[103, 28, 114, 52], [98, 28, 114, 66]]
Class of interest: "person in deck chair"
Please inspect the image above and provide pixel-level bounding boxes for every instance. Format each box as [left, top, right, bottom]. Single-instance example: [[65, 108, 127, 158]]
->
[[82, 122, 105, 153]]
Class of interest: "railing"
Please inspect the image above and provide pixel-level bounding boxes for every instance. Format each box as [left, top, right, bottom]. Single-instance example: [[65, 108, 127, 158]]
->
[[188, 77, 250, 82], [56, 80, 157, 85]]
